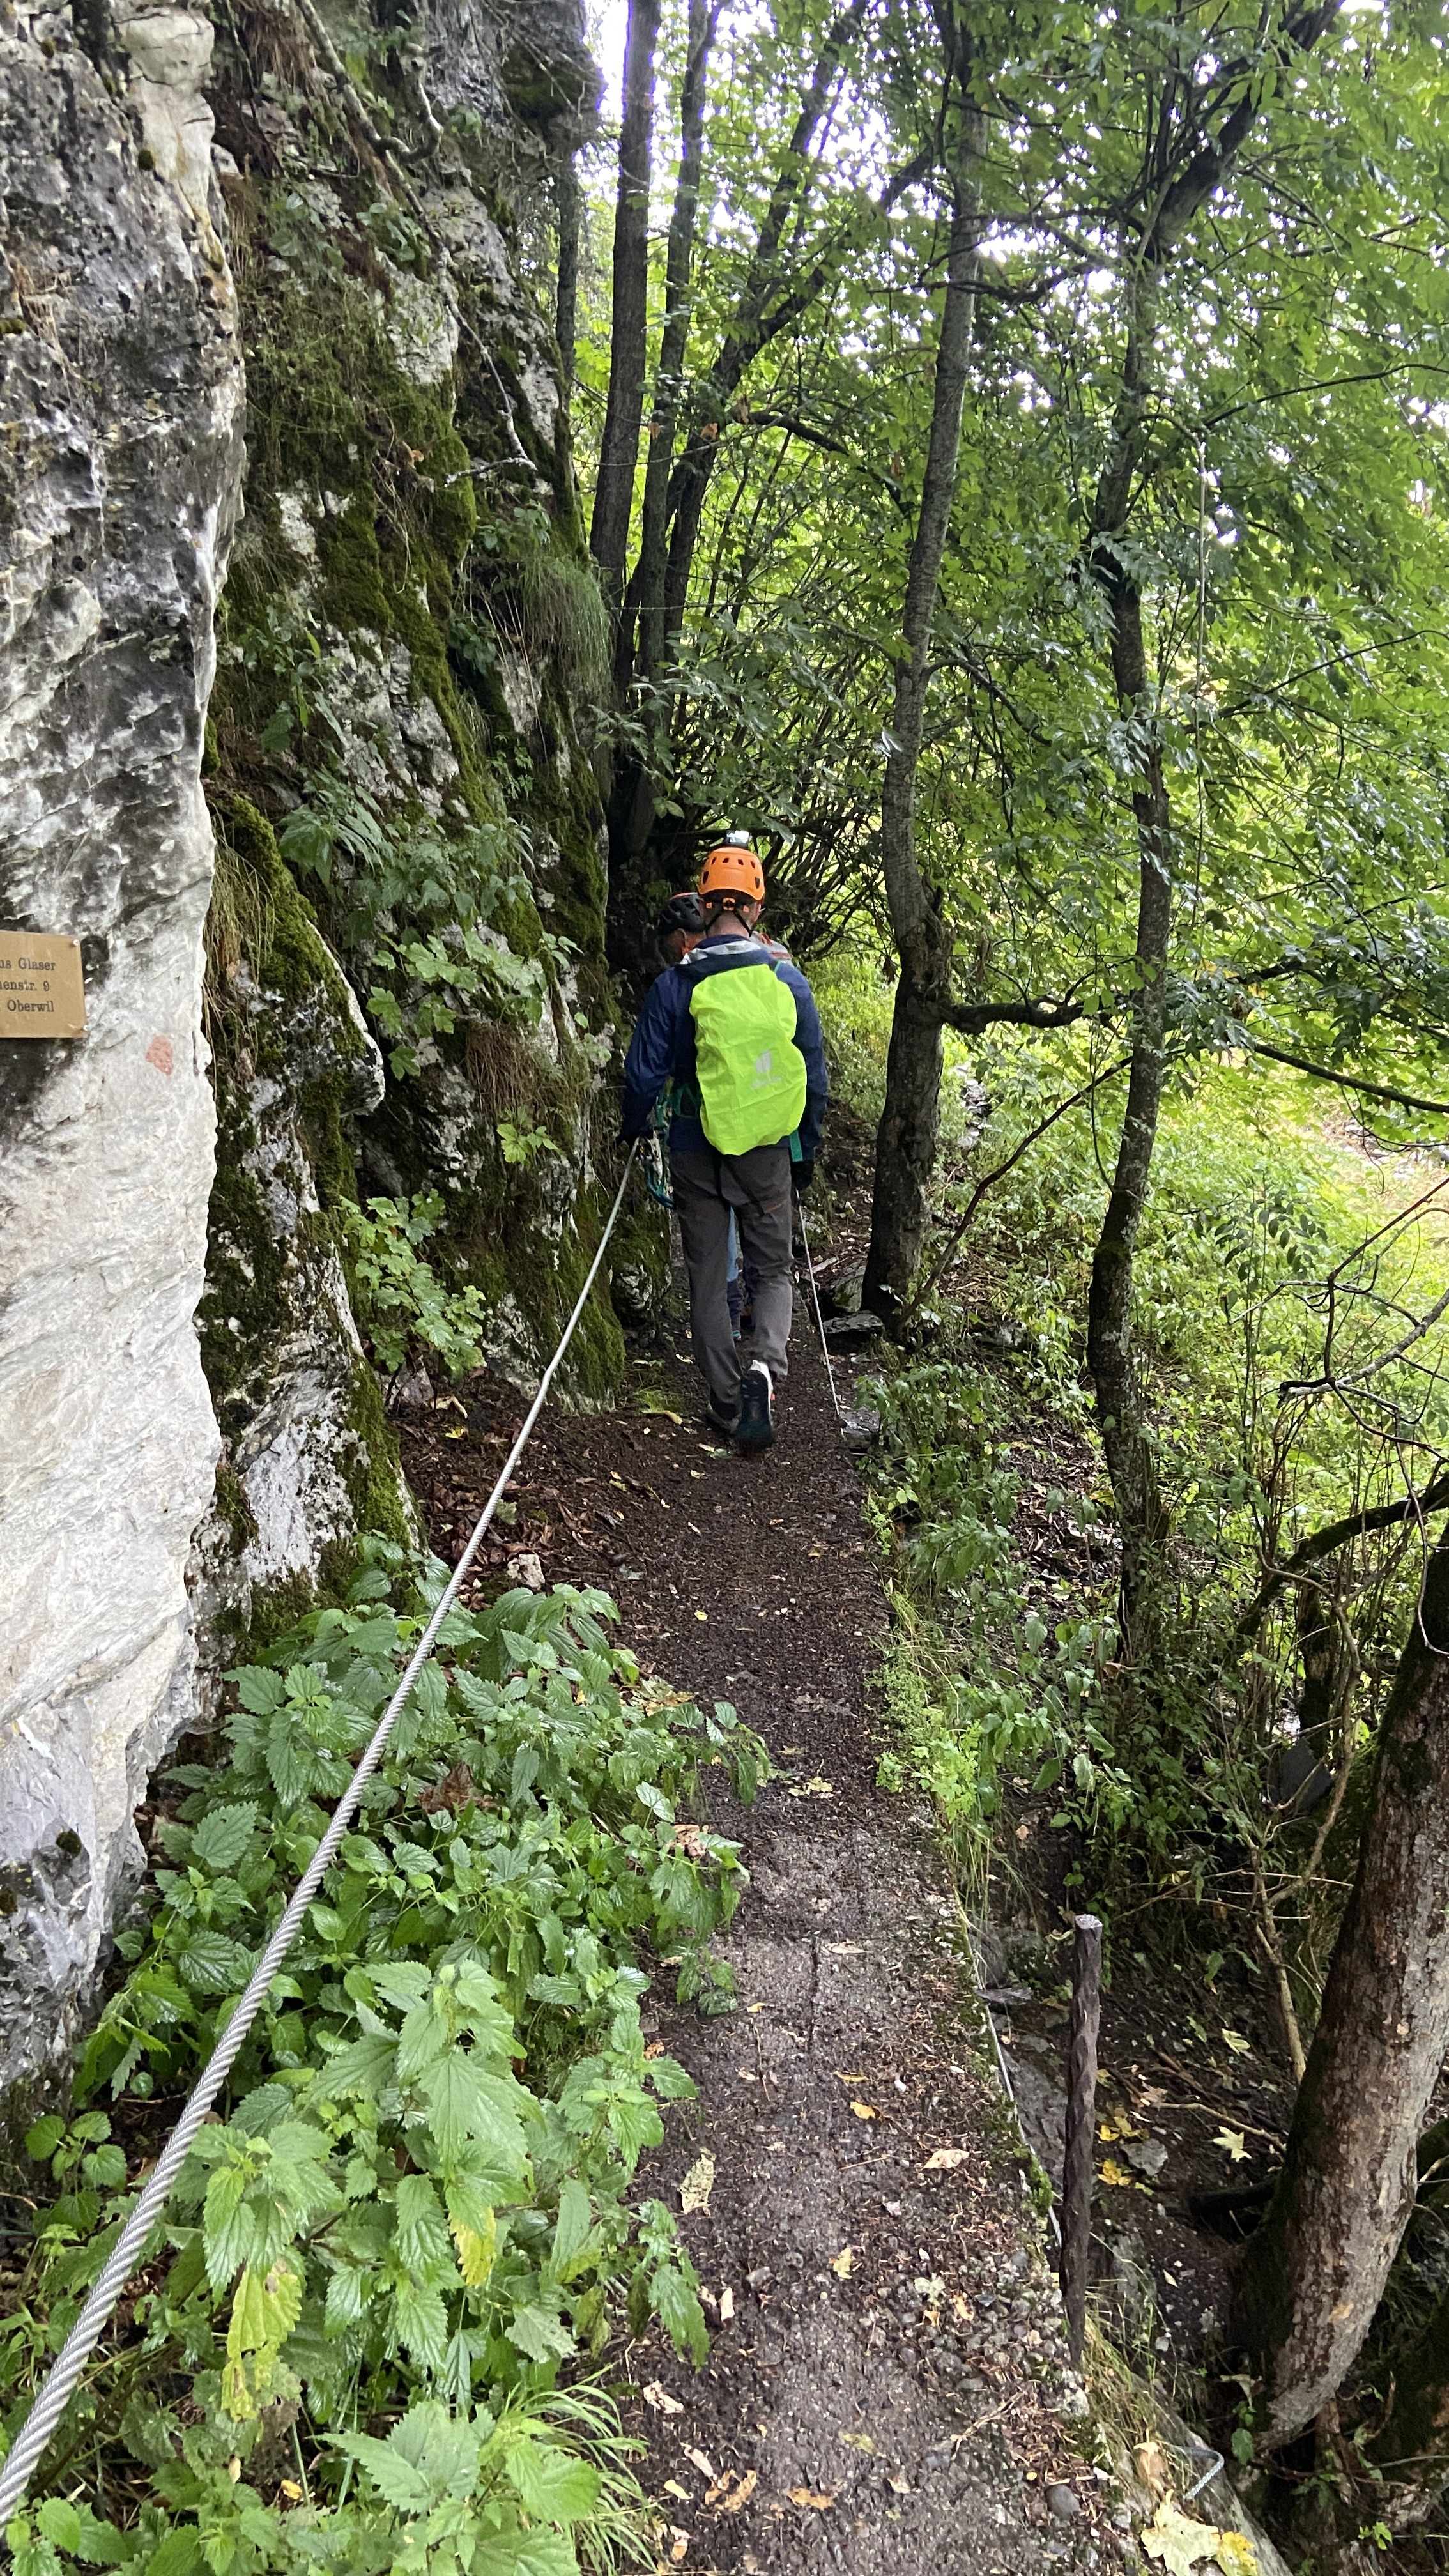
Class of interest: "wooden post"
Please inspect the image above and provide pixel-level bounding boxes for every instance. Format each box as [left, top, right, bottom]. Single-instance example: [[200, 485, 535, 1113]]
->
[[1060, 1911, 1103, 2366]]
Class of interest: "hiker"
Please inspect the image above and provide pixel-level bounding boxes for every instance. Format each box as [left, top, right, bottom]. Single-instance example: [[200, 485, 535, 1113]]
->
[[622, 837, 827, 1449], [648, 882, 762, 1344], [656, 889, 705, 968]]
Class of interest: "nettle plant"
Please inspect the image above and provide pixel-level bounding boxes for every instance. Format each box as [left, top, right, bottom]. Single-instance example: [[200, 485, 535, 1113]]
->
[[0, 1558, 765, 2575]]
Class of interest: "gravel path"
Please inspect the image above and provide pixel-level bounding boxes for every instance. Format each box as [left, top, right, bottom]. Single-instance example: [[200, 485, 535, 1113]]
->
[[403, 1269, 1118, 2574]]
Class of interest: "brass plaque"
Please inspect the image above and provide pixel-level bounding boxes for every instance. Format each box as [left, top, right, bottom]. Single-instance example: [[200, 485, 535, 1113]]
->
[[0, 931, 87, 1039]]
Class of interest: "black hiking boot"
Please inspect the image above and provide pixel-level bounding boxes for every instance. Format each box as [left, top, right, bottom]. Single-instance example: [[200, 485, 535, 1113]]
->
[[705, 1397, 741, 1439], [737, 1362, 775, 1450]]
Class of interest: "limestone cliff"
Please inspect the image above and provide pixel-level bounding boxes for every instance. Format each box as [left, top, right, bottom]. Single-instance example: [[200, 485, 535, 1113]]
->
[[0, 0, 243, 2085], [0, 0, 660, 2089]]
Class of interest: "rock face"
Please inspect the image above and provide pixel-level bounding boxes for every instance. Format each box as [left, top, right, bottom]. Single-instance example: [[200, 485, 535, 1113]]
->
[[0, 0, 243, 2085], [194, 0, 662, 1654], [0, 0, 663, 2093]]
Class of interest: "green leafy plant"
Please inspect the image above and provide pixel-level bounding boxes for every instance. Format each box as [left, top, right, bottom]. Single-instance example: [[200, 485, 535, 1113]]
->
[[496, 1124, 562, 1170], [0, 1558, 767, 2571], [342, 1193, 488, 1379]]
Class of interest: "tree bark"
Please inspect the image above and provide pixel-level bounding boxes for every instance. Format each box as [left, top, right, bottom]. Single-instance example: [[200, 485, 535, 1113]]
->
[[1078, 0, 1345, 1628], [1082, 259, 1176, 1636], [862, 103, 983, 1326], [590, 0, 661, 606], [1236, 1530, 1449, 2440], [631, 0, 717, 693], [555, 151, 580, 393], [658, 0, 869, 659]]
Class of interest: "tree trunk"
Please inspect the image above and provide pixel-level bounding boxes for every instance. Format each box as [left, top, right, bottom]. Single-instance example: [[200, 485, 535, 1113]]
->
[[631, 0, 716, 693], [1236, 1529, 1449, 2441], [590, 0, 661, 607], [1081, 259, 1176, 1637], [555, 152, 579, 393], [862, 116, 983, 1326], [659, 0, 869, 659]]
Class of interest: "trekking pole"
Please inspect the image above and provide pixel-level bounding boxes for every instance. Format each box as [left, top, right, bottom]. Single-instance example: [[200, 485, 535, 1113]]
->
[[795, 1198, 847, 1433]]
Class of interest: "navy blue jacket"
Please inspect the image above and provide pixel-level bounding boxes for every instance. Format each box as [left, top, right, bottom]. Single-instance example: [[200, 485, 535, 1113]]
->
[[622, 932, 829, 1160]]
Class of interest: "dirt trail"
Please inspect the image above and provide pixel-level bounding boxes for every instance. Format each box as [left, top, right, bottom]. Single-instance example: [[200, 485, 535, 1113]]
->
[[403, 1291, 1117, 2575]]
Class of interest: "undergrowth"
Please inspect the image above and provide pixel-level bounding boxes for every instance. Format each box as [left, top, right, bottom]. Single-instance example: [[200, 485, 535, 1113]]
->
[[1, 1552, 767, 2576]]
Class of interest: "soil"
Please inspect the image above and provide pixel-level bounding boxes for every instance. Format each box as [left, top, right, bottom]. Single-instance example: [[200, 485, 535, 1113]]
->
[[400, 1278, 1122, 2574]]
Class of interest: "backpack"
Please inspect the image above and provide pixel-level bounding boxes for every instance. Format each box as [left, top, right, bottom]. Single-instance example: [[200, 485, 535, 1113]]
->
[[682, 942, 808, 1156]]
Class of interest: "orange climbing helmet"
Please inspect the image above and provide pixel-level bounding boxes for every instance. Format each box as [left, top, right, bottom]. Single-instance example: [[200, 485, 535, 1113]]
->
[[699, 835, 765, 907]]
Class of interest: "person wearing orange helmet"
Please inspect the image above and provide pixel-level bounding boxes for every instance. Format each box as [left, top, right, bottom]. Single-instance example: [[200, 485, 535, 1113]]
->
[[622, 834, 827, 1448]]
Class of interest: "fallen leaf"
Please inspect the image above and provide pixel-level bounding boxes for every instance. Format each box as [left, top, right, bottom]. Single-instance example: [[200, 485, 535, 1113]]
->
[[719, 2286, 735, 2320], [788, 2487, 836, 2510], [1215, 2128, 1249, 2163], [685, 2446, 717, 2482], [694, 1610, 709, 1622], [663, 2480, 691, 2502], [746, 2001, 766, 2013], [839, 2431, 875, 2454], [668, 2527, 689, 2564], [951, 2293, 973, 2322], [1133, 2442, 1170, 2497], [1222, 2029, 1252, 2057], [829, 2246, 854, 2277], [1215, 2538, 1259, 2575], [643, 2382, 684, 2416], [708, 2469, 757, 2513], [443, 1424, 468, 1440], [887, 2472, 910, 2496], [279, 2480, 302, 2501], [825, 1941, 863, 1955], [850, 2101, 877, 2121], [832, 2070, 868, 2082], [680, 2152, 716, 2213], [1098, 2108, 1143, 2142], [1141, 2499, 1225, 2575], [1100, 2156, 1137, 2187], [925, 2147, 967, 2170]]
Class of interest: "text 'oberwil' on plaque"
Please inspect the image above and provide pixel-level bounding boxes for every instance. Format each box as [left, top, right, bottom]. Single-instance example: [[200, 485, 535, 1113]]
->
[[0, 932, 87, 1038]]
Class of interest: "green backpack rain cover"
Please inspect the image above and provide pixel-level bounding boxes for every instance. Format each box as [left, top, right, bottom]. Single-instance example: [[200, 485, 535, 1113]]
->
[[687, 953, 807, 1155]]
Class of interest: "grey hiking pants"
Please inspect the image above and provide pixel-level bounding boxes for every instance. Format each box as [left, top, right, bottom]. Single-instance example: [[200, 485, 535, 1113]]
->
[[671, 1144, 794, 1414]]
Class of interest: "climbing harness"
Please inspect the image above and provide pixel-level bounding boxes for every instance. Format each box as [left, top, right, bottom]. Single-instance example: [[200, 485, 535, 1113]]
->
[[0, 1144, 643, 2529], [795, 1197, 847, 1437]]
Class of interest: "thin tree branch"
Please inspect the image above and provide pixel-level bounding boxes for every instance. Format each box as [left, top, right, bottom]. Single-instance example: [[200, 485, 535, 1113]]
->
[[1236, 1473, 1449, 1642], [1246, 1041, 1449, 1117]]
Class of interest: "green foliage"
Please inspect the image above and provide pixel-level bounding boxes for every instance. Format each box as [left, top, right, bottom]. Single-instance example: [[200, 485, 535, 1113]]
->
[[864, 1361, 1126, 1841], [1, 1557, 769, 2570], [497, 1125, 562, 1170], [343, 1194, 489, 1379]]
